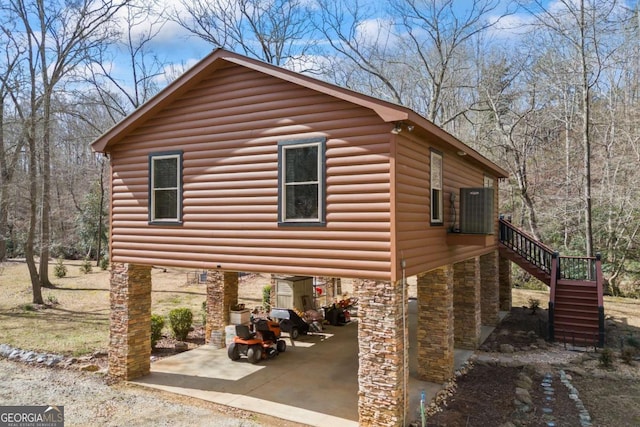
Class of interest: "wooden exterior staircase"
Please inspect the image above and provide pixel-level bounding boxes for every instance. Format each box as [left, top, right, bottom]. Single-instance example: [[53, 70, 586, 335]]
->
[[498, 219, 604, 347]]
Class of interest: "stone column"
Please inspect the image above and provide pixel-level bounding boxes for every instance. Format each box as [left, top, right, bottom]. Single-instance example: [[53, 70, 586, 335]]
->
[[453, 257, 481, 349], [109, 263, 152, 380], [354, 278, 407, 426], [416, 265, 454, 383], [205, 270, 238, 348], [480, 251, 500, 326], [499, 255, 512, 311]]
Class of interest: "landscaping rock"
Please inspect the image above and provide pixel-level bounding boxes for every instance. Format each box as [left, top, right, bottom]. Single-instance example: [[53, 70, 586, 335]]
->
[[500, 344, 515, 353]]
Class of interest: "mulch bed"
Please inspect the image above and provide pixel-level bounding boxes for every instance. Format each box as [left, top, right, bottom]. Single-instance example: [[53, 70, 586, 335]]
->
[[424, 307, 584, 427]]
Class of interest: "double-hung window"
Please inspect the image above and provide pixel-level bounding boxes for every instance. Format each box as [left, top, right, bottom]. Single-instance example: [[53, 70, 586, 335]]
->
[[278, 138, 326, 225], [149, 151, 182, 224], [430, 150, 443, 225]]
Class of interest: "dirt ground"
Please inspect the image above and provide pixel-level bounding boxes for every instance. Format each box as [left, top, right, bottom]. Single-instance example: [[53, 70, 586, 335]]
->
[[424, 299, 640, 427]]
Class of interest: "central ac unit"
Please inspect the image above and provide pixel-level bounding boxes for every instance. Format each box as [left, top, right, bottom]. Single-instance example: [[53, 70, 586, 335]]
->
[[459, 188, 494, 234]]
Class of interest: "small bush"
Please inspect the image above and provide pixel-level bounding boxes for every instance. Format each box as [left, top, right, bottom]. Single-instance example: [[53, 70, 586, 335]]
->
[[599, 347, 615, 368], [99, 257, 109, 271], [621, 347, 636, 365], [168, 308, 193, 341], [150, 314, 165, 349], [528, 298, 541, 314], [23, 303, 35, 312], [262, 285, 272, 311], [53, 258, 67, 278], [626, 335, 639, 349], [46, 295, 59, 306], [79, 258, 92, 274]]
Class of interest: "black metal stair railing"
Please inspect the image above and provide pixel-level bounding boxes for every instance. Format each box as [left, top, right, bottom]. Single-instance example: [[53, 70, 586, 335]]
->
[[498, 218, 556, 276]]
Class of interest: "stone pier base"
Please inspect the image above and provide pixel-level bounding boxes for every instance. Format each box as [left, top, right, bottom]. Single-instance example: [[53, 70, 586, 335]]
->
[[453, 257, 481, 349], [109, 263, 152, 380], [206, 271, 238, 348], [480, 251, 500, 326], [499, 255, 512, 311], [416, 265, 454, 383], [354, 278, 407, 426]]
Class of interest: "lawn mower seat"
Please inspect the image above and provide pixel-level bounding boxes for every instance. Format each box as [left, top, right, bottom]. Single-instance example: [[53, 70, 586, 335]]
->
[[235, 324, 255, 340], [254, 319, 276, 341]]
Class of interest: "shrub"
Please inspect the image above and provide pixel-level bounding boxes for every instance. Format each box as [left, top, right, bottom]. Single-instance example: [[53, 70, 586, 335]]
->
[[150, 314, 165, 349], [99, 256, 109, 271], [46, 295, 59, 306], [599, 347, 615, 368], [262, 285, 272, 311], [528, 298, 541, 314], [168, 308, 193, 341], [79, 258, 92, 274], [53, 258, 67, 278], [626, 335, 639, 349], [621, 347, 636, 365]]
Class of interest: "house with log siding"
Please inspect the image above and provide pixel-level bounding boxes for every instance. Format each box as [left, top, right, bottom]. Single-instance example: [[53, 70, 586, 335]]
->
[[92, 48, 516, 426]]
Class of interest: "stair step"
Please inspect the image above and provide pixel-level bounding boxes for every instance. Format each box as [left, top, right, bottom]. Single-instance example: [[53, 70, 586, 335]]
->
[[554, 321, 600, 333], [554, 305, 599, 315], [554, 315, 599, 326]]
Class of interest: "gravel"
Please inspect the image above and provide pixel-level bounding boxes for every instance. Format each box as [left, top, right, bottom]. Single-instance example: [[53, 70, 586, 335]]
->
[[0, 359, 263, 427]]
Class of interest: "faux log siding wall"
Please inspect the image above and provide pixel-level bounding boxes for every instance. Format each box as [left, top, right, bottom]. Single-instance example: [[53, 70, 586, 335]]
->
[[108, 63, 394, 280], [395, 135, 497, 278]]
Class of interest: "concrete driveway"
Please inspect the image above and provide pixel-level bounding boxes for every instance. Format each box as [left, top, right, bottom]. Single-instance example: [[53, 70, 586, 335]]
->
[[132, 301, 494, 426]]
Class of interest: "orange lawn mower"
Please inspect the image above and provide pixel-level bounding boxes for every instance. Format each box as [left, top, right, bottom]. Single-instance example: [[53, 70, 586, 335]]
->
[[227, 318, 287, 364]]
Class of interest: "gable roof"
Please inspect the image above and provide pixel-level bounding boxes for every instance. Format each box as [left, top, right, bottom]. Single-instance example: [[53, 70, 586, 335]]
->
[[91, 48, 507, 178]]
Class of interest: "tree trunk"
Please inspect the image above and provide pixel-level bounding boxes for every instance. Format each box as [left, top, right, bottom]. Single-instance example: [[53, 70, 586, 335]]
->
[[38, 92, 52, 288], [580, 0, 594, 257], [26, 129, 43, 304]]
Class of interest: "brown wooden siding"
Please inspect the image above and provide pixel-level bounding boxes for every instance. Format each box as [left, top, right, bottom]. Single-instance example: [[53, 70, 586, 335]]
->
[[108, 63, 393, 280], [394, 133, 498, 279]]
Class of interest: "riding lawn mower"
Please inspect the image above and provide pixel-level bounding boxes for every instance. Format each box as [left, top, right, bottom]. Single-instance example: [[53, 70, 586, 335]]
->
[[227, 318, 287, 363]]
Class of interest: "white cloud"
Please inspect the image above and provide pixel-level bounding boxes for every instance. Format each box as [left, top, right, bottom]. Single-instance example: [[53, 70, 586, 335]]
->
[[355, 17, 402, 49], [487, 13, 536, 37]]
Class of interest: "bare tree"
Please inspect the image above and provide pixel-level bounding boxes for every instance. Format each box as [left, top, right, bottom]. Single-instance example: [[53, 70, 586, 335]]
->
[[0, 23, 27, 262], [3, 0, 127, 300], [86, 1, 168, 121], [521, 0, 623, 256], [172, 0, 316, 66]]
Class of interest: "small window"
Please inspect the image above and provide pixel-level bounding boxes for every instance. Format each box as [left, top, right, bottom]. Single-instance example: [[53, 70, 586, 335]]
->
[[430, 150, 443, 224], [149, 152, 182, 224], [484, 175, 494, 188], [278, 138, 326, 225]]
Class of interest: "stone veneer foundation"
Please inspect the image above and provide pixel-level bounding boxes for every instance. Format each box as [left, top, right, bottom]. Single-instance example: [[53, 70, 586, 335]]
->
[[353, 278, 407, 426], [416, 265, 454, 383], [109, 263, 151, 380], [453, 257, 481, 349], [499, 255, 512, 311], [480, 251, 500, 326], [206, 270, 238, 348]]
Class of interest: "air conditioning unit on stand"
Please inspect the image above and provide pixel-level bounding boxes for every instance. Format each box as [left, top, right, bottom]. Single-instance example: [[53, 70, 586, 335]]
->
[[459, 188, 494, 234]]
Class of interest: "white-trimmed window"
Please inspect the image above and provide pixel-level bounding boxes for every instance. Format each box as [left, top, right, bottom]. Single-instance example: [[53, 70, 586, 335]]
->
[[430, 150, 443, 224], [149, 151, 182, 224], [278, 138, 326, 225], [484, 174, 494, 188]]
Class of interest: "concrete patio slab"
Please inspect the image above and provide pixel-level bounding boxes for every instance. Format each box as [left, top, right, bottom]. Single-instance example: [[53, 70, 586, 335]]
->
[[132, 300, 500, 426]]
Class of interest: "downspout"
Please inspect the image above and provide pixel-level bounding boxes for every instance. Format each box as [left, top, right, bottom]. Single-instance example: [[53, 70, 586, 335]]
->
[[401, 256, 407, 427]]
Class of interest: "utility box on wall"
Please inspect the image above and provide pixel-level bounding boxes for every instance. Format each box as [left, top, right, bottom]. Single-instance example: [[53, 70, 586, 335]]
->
[[460, 188, 494, 234], [274, 276, 314, 311]]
